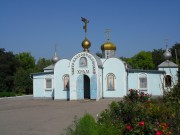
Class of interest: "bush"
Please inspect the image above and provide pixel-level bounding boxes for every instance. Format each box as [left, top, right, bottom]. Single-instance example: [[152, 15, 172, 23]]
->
[[64, 114, 98, 135], [98, 90, 173, 135], [162, 85, 180, 134], [64, 113, 119, 135], [0, 91, 16, 97], [64, 89, 179, 135]]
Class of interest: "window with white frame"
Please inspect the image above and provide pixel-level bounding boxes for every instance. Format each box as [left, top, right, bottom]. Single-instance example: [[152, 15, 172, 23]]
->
[[165, 75, 171, 87], [45, 78, 52, 89], [63, 74, 69, 90], [139, 73, 147, 91], [107, 73, 115, 90]]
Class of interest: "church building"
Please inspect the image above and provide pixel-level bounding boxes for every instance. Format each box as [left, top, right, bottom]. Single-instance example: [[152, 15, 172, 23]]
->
[[31, 18, 178, 101]]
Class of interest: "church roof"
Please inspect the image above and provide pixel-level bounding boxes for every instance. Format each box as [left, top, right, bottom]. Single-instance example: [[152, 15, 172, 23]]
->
[[31, 71, 54, 76], [127, 69, 165, 74], [158, 60, 178, 68], [101, 41, 116, 51], [93, 54, 103, 68], [44, 64, 55, 70]]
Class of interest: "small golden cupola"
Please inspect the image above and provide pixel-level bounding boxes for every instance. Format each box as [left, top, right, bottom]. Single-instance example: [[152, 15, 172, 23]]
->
[[101, 42, 116, 51], [82, 37, 91, 52], [101, 29, 116, 59], [81, 17, 91, 52]]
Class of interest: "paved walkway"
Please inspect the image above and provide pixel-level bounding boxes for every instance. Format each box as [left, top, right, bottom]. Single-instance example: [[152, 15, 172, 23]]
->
[[0, 96, 120, 135]]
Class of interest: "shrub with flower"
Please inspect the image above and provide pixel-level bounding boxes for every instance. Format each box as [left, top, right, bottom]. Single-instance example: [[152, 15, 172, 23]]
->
[[97, 89, 173, 135], [124, 89, 151, 103], [64, 88, 178, 135]]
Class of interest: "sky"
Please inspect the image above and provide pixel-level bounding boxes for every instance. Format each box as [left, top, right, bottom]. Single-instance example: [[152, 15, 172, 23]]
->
[[0, 0, 180, 61]]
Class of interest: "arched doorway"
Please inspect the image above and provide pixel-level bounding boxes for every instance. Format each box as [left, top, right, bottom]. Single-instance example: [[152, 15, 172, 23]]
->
[[84, 75, 90, 99]]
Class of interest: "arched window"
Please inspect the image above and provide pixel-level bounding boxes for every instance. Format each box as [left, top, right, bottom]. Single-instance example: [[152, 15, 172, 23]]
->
[[107, 73, 115, 90], [63, 75, 69, 90], [139, 73, 147, 91], [79, 57, 87, 67], [165, 75, 171, 87]]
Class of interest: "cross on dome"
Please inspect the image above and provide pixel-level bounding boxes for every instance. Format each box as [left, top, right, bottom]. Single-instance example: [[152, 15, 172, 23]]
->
[[105, 29, 111, 41]]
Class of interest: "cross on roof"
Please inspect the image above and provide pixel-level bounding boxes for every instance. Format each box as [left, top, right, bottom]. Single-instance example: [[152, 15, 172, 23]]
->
[[164, 38, 168, 49], [105, 29, 111, 41]]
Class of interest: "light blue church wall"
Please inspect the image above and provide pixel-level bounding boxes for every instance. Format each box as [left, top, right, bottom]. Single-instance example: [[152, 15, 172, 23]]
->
[[33, 75, 44, 97], [102, 58, 127, 98], [90, 74, 97, 99], [33, 73, 54, 98], [159, 67, 178, 86], [97, 68, 102, 99], [69, 52, 100, 100], [54, 59, 70, 100], [128, 71, 164, 96]]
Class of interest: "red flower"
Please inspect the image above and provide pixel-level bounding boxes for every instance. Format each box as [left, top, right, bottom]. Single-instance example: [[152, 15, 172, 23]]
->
[[126, 125, 132, 131], [129, 89, 133, 93], [155, 130, 162, 135], [139, 121, 145, 126]]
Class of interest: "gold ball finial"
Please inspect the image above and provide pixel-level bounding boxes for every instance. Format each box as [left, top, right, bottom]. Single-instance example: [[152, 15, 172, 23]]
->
[[82, 38, 91, 52]]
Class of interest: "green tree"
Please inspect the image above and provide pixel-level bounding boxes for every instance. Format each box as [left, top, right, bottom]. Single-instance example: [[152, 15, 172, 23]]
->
[[15, 52, 35, 70], [171, 43, 180, 64], [152, 48, 164, 69], [0, 48, 19, 92], [119, 56, 133, 68], [14, 52, 36, 94], [36, 58, 52, 72], [14, 68, 33, 94], [128, 51, 155, 70], [119, 56, 129, 62]]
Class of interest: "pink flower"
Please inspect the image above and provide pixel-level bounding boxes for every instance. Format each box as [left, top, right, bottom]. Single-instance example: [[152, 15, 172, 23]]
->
[[139, 121, 145, 126], [126, 125, 132, 131], [155, 130, 162, 135]]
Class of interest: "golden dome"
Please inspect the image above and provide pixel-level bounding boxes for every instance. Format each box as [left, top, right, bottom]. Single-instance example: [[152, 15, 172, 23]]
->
[[101, 41, 116, 50], [82, 38, 91, 51]]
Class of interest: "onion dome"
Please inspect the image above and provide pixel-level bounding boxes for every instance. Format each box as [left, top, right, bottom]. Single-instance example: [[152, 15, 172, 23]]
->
[[82, 37, 91, 52], [52, 46, 59, 63], [101, 41, 116, 51], [163, 48, 172, 60]]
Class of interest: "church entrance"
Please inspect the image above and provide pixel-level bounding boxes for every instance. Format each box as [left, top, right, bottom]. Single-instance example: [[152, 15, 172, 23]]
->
[[84, 75, 90, 99]]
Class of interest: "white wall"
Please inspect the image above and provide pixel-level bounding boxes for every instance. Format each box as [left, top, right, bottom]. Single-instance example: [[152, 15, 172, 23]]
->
[[102, 58, 127, 98], [54, 59, 70, 100], [33, 74, 54, 98]]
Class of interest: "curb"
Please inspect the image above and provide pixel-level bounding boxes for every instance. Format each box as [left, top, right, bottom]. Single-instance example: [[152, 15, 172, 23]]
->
[[0, 95, 33, 100]]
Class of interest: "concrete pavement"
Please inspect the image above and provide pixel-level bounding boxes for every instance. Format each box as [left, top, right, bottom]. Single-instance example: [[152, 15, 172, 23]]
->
[[0, 96, 120, 135]]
